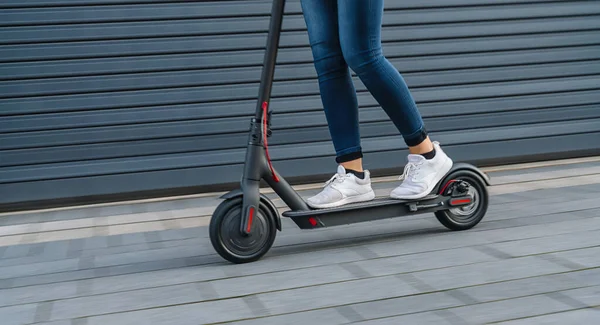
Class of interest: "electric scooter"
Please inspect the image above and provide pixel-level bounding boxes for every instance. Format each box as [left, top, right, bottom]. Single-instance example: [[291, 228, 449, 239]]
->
[[209, 0, 490, 264]]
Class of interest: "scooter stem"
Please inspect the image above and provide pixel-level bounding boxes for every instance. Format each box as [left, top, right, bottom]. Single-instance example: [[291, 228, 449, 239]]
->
[[239, 0, 290, 236]]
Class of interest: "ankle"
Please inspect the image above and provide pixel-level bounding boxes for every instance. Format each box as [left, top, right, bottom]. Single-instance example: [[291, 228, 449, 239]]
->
[[408, 137, 434, 155], [345, 168, 365, 179], [340, 158, 363, 172], [421, 147, 436, 160]]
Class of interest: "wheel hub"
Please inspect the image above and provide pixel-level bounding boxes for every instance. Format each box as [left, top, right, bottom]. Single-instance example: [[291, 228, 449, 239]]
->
[[220, 207, 270, 257], [450, 186, 479, 216]]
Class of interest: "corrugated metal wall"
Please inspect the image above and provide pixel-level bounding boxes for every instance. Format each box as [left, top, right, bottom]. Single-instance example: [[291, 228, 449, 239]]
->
[[1, 0, 600, 211]]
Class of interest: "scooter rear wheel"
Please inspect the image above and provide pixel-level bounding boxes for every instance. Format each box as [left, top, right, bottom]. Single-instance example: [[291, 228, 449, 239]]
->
[[435, 170, 489, 231], [209, 197, 277, 264]]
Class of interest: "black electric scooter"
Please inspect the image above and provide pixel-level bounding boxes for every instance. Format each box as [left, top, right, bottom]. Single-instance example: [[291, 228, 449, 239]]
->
[[209, 0, 490, 264]]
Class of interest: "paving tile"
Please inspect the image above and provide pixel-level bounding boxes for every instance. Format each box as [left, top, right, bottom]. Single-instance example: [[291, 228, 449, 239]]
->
[[352, 247, 497, 278], [79, 238, 200, 258], [480, 216, 600, 243], [107, 221, 164, 236], [411, 255, 571, 290], [8, 268, 99, 289], [487, 229, 600, 257], [0, 303, 37, 325], [487, 196, 600, 219], [49, 284, 203, 321], [352, 311, 457, 325], [226, 308, 349, 325], [211, 246, 365, 278], [1, 244, 31, 260], [37, 240, 70, 259], [40, 219, 95, 233], [86, 265, 226, 295], [449, 294, 574, 324], [548, 246, 600, 269], [40, 264, 357, 320], [351, 291, 464, 320], [566, 268, 600, 287], [82, 237, 108, 250], [557, 285, 600, 307], [34, 301, 55, 323], [36, 228, 94, 244], [256, 275, 419, 315], [118, 232, 147, 246], [212, 264, 358, 298], [456, 272, 583, 303], [84, 297, 255, 325], [32, 320, 72, 325], [0, 281, 77, 307], [361, 230, 491, 258], [0, 214, 43, 227], [0, 223, 30, 237], [157, 228, 194, 241], [0, 257, 80, 280], [92, 244, 200, 268], [86, 205, 132, 218], [507, 209, 593, 227], [493, 308, 600, 324]]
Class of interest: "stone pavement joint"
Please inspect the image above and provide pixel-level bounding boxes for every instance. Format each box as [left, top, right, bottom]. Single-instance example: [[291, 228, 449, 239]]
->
[[339, 263, 372, 279], [243, 294, 270, 317], [433, 309, 469, 325], [27, 243, 46, 257], [471, 245, 513, 260], [78, 256, 95, 270], [0, 278, 13, 290], [34, 301, 54, 323], [445, 289, 480, 305], [195, 282, 219, 301], [76, 279, 94, 296], [396, 273, 437, 292], [545, 291, 592, 309], [350, 245, 380, 260], [537, 254, 588, 271], [336, 305, 366, 323], [107, 235, 122, 247]]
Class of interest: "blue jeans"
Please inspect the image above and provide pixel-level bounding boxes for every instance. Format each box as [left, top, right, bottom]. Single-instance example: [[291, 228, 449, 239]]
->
[[301, 0, 427, 163]]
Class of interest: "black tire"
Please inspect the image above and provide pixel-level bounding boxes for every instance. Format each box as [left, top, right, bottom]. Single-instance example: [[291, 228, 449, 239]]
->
[[435, 170, 489, 231], [209, 197, 277, 264]]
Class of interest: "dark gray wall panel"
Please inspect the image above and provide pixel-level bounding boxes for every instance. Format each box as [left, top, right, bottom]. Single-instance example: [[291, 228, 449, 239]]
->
[[1, 0, 600, 211]]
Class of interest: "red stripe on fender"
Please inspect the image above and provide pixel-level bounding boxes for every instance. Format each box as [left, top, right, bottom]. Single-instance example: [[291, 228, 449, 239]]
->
[[246, 207, 255, 233]]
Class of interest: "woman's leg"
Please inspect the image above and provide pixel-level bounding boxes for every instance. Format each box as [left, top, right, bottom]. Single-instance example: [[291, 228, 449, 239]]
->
[[301, 0, 375, 208], [337, 0, 453, 199]]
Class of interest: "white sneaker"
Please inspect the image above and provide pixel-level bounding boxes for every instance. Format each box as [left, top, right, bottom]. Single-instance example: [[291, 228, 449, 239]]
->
[[390, 141, 453, 200], [306, 165, 376, 209]]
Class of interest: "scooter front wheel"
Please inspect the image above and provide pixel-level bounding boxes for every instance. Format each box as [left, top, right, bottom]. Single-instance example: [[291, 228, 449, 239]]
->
[[209, 197, 277, 264]]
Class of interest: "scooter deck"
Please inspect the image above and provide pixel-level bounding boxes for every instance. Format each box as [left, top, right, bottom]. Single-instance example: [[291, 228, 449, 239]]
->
[[282, 194, 472, 229]]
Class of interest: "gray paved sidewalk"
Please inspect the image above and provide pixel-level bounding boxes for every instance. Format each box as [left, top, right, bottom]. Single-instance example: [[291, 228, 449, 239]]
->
[[1, 158, 600, 324]]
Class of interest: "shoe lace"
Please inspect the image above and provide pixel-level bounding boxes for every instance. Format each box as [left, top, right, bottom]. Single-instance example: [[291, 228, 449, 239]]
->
[[323, 173, 348, 188], [398, 161, 422, 182]]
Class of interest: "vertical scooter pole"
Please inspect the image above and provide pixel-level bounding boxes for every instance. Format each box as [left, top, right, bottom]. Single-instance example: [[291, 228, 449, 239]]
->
[[254, 0, 286, 121], [240, 0, 287, 235]]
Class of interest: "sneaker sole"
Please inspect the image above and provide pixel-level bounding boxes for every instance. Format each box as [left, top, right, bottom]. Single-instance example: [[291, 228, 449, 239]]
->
[[389, 157, 453, 200], [307, 190, 376, 209]]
